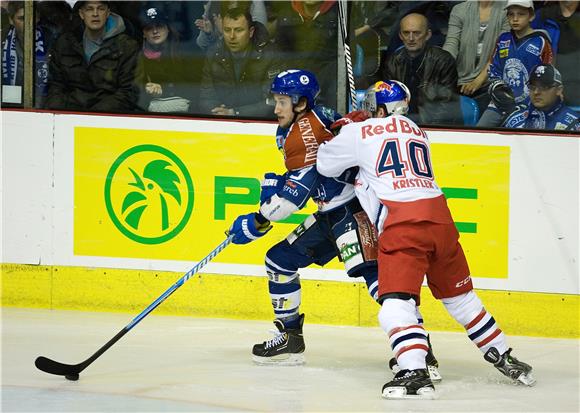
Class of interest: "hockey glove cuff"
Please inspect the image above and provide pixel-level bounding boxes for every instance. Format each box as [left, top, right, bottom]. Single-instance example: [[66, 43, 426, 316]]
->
[[229, 213, 272, 245]]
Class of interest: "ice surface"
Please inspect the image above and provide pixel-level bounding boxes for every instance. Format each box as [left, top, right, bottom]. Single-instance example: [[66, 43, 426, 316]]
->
[[2, 308, 578, 412]]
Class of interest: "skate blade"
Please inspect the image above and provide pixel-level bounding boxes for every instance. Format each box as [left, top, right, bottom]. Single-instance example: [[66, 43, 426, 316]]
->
[[427, 365, 443, 383], [252, 353, 305, 366], [516, 372, 536, 387], [382, 386, 436, 400]]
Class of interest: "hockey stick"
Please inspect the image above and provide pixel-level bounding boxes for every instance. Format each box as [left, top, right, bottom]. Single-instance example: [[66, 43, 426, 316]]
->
[[35, 235, 233, 381], [338, 0, 357, 110]]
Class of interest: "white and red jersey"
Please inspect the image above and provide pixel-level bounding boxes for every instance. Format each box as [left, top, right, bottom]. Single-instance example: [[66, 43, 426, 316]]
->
[[317, 115, 454, 233]]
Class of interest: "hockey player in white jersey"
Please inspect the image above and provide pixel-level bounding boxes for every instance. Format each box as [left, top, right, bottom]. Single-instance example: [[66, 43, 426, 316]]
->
[[227, 71, 441, 380], [317, 80, 536, 399]]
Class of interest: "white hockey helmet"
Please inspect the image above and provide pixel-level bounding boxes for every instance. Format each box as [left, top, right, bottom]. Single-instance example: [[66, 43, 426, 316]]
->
[[362, 80, 411, 115]]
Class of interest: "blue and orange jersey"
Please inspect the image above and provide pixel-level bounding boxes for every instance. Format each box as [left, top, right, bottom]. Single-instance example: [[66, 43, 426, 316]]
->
[[275, 105, 356, 211], [276, 105, 339, 171]]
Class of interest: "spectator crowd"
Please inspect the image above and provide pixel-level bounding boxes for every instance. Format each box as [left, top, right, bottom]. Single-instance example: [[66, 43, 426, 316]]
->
[[1, 0, 579, 131]]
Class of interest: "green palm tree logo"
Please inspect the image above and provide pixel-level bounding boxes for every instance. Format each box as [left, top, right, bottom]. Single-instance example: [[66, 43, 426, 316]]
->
[[104, 145, 194, 244]]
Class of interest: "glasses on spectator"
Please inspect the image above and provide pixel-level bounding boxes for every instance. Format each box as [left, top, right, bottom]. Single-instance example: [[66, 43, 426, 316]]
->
[[529, 84, 556, 92], [82, 5, 108, 14]]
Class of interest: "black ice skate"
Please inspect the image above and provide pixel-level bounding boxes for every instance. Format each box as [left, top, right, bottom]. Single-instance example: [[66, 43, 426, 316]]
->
[[252, 314, 305, 366], [382, 368, 436, 400], [484, 347, 536, 386], [389, 335, 442, 382]]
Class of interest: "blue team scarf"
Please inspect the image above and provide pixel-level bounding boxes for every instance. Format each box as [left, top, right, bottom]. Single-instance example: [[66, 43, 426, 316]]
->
[[2, 26, 48, 96]]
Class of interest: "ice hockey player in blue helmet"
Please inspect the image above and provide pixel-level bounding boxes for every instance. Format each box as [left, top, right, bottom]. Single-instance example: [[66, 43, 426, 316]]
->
[[227, 70, 441, 381]]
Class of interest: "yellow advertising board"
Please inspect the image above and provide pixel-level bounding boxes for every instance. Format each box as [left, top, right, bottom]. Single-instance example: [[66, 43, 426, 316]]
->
[[433, 143, 510, 278], [74, 127, 509, 278]]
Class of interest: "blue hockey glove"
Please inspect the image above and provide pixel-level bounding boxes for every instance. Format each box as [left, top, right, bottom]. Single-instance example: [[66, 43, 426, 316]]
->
[[260, 172, 285, 205], [228, 213, 272, 245]]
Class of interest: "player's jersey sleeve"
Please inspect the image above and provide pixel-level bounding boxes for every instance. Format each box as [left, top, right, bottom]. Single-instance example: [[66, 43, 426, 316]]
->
[[278, 166, 319, 209], [259, 166, 318, 222], [317, 123, 358, 178]]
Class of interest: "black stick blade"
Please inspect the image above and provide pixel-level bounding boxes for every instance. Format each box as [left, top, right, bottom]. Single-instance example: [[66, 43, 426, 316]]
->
[[35, 356, 82, 377]]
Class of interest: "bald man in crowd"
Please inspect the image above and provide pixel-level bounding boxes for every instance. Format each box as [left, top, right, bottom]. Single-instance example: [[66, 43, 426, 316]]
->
[[382, 13, 462, 125]]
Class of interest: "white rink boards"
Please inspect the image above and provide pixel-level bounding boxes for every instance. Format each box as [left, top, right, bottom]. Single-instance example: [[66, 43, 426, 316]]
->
[[2, 308, 579, 413]]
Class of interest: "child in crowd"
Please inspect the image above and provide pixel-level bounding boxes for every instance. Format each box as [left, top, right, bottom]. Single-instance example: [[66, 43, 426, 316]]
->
[[477, 0, 553, 128]]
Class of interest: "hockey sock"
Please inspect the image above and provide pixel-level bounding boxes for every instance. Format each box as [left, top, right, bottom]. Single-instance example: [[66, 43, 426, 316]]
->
[[362, 272, 379, 302], [442, 291, 508, 355], [379, 298, 429, 370], [265, 256, 301, 326]]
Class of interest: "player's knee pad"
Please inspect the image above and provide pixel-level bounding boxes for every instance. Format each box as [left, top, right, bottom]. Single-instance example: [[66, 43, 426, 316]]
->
[[265, 245, 302, 319], [269, 277, 301, 319], [378, 297, 419, 335], [265, 244, 300, 284], [441, 290, 483, 326]]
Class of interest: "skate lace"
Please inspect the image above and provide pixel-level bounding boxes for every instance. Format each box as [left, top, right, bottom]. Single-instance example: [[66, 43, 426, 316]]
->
[[395, 370, 417, 381], [264, 329, 287, 350]]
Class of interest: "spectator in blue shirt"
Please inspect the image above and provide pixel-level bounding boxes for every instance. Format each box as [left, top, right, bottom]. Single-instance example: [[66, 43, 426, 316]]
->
[[503, 64, 579, 131], [477, 0, 553, 128]]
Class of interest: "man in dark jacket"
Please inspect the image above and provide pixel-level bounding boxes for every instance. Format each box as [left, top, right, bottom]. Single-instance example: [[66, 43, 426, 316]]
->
[[199, 7, 279, 118], [45, 1, 140, 112], [383, 12, 461, 125]]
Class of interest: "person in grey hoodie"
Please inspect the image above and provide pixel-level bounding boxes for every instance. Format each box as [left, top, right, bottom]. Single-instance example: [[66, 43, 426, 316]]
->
[[45, 1, 140, 112]]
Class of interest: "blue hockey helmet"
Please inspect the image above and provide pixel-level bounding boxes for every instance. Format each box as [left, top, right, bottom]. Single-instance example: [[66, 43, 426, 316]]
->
[[362, 80, 410, 115], [270, 69, 320, 108]]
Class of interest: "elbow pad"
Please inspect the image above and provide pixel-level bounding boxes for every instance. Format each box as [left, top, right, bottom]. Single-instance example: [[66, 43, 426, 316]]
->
[[259, 194, 300, 222]]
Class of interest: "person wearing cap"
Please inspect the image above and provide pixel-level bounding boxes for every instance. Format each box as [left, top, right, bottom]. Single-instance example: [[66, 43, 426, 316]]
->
[[477, 0, 554, 128], [503, 64, 580, 130], [45, 0, 140, 112], [137, 7, 195, 113]]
